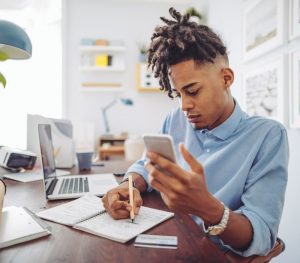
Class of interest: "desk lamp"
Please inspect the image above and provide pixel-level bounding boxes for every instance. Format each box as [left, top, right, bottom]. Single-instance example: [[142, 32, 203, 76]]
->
[[101, 98, 133, 135], [0, 20, 32, 88]]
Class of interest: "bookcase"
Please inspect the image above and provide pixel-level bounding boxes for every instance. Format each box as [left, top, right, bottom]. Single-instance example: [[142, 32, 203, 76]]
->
[[98, 135, 127, 160], [79, 45, 126, 91]]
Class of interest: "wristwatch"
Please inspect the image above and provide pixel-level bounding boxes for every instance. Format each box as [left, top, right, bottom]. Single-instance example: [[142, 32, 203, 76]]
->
[[202, 202, 230, 236], [120, 177, 137, 188]]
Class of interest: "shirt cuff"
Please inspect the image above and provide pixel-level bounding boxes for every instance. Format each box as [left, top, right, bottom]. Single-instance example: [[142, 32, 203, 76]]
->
[[125, 164, 152, 192], [221, 209, 274, 257]]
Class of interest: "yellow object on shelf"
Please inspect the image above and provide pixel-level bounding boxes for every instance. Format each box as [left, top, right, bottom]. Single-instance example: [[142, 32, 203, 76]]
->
[[95, 54, 108, 67]]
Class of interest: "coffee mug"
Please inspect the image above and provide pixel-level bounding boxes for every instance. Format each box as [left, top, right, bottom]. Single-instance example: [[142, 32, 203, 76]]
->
[[76, 151, 94, 171]]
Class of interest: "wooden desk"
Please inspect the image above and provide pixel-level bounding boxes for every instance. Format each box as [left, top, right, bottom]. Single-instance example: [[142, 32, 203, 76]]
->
[[0, 162, 229, 263]]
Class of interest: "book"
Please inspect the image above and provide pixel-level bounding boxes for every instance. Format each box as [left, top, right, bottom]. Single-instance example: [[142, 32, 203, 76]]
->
[[0, 206, 51, 249], [134, 234, 178, 249], [36, 194, 174, 243]]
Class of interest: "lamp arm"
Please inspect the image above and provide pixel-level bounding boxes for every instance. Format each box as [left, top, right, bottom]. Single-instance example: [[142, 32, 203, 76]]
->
[[101, 98, 118, 134], [102, 108, 110, 134], [103, 98, 117, 111]]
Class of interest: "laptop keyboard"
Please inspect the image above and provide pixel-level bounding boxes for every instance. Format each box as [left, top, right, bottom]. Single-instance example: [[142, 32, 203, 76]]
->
[[58, 177, 89, 194]]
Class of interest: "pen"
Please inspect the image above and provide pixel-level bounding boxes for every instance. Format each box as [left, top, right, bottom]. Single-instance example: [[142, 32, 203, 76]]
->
[[128, 174, 135, 223]]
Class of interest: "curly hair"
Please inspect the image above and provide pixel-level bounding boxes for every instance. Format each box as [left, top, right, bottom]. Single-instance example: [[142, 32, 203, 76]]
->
[[148, 7, 228, 98]]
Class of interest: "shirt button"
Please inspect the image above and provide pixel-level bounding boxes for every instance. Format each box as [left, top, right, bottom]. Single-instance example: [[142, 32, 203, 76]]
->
[[206, 149, 210, 153]]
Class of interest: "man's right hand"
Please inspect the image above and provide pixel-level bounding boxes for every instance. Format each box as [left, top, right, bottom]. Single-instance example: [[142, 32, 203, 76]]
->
[[102, 182, 143, 219]]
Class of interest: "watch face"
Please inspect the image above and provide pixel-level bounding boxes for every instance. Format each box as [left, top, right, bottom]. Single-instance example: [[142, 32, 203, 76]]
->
[[209, 226, 224, 236]]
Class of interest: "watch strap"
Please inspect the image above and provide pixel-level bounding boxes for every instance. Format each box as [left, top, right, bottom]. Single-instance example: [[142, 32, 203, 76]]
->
[[120, 177, 137, 188], [203, 202, 230, 235]]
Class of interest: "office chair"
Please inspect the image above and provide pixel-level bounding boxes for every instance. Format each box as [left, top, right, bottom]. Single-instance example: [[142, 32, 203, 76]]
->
[[199, 237, 285, 263], [224, 237, 285, 263]]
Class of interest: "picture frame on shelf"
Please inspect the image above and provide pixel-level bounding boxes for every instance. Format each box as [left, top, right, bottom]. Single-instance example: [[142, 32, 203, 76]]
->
[[136, 63, 161, 92], [243, 0, 287, 61], [289, 0, 300, 40], [290, 49, 300, 127], [243, 56, 287, 125]]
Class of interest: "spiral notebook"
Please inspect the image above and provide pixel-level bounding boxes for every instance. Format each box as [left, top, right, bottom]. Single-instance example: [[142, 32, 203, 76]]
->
[[36, 195, 174, 243]]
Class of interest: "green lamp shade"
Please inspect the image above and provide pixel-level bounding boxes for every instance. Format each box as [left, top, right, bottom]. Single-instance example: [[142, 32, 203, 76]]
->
[[0, 20, 32, 59]]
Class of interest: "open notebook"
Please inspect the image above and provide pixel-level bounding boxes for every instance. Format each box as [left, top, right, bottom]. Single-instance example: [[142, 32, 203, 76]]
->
[[36, 195, 174, 243]]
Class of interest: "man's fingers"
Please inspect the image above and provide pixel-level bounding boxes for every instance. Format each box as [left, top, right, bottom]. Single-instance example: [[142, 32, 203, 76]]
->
[[145, 161, 175, 193], [179, 143, 204, 174], [109, 207, 130, 219], [146, 153, 187, 184]]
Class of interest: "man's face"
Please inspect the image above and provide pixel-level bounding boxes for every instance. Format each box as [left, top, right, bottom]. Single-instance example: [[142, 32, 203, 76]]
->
[[170, 58, 234, 130]]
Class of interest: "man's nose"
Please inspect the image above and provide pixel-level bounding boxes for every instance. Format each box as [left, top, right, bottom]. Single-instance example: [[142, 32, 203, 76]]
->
[[179, 96, 193, 112]]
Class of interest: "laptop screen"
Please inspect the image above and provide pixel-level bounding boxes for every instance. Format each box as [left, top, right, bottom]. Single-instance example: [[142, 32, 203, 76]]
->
[[38, 124, 57, 195]]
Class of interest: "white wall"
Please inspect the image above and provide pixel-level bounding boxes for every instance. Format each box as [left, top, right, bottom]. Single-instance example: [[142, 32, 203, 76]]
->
[[206, 0, 300, 261], [63, 0, 201, 142], [0, 1, 62, 149]]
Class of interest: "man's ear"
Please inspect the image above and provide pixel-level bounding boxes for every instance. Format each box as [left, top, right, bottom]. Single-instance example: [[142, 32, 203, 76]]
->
[[222, 68, 234, 88]]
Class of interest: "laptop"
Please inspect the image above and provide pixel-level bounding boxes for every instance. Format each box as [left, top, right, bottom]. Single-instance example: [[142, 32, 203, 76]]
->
[[38, 124, 118, 200]]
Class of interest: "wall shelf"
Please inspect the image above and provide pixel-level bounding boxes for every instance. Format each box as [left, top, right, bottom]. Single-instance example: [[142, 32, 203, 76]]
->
[[79, 42, 126, 92], [80, 87, 125, 92], [80, 66, 125, 72], [80, 45, 125, 52]]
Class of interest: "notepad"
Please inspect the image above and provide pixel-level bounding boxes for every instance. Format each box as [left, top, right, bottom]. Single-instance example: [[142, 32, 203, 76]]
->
[[36, 194, 174, 243], [0, 206, 51, 249]]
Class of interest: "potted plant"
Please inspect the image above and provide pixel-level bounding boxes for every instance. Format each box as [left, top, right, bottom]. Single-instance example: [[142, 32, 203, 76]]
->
[[185, 7, 203, 24], [137, 43, 148, 63]]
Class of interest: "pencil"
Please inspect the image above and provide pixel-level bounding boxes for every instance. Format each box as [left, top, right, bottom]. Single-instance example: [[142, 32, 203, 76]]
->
[[128, 174, 135, 223]]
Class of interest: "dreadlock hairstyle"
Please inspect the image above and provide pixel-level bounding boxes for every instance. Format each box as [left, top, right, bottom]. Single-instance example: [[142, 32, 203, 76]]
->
[[148, 7, 228, 98]]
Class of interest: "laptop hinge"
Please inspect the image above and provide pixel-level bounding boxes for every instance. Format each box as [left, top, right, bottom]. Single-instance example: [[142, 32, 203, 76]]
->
[[46, 178, 58, 196]]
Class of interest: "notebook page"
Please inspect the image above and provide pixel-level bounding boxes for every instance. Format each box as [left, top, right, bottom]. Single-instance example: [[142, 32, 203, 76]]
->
[[36, 195, 104, 226], [74, 206, 174, 243]]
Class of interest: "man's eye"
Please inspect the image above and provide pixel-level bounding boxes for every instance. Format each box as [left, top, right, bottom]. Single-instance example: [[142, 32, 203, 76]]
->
[[187, 90, 199, 96]]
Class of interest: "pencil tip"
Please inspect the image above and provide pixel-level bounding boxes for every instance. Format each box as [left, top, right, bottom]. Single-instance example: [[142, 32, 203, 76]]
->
[[131, 219, 134, 223]]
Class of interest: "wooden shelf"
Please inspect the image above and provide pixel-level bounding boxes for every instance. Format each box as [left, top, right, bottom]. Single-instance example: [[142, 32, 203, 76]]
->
[[99, 135, 127, 160], [80, 66, 125, 72], [80, 45, 125, 52]]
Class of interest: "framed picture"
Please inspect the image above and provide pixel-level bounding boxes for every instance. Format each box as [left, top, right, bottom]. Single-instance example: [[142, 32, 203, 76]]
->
[[243, 56, 287, 125], [136, 63, 161, 92], [290, 49, 300, 127], [289, 0, 300, 40], [243, 0, 287, 61]]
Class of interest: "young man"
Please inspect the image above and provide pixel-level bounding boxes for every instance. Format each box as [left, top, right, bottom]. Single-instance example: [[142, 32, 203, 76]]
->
[[102, 8, 288, 257]]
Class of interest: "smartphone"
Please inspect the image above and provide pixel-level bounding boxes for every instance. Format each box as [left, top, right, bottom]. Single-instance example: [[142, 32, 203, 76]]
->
[[142, 134, 177, 163]]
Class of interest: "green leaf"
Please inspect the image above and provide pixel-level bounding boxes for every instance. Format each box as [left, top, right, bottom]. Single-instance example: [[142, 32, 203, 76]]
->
[[0, 72, 6, 88], [0, 52, 8, 61]]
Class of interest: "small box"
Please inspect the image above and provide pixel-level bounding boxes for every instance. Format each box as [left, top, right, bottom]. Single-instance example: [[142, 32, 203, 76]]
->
[[95, 54, 108, 67], [95, 39, 109, 46], [81, 38, 95, 46]]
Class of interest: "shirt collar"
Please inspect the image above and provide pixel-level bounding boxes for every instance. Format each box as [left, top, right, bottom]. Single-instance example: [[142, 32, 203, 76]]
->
[[208, 101, 245, 140]]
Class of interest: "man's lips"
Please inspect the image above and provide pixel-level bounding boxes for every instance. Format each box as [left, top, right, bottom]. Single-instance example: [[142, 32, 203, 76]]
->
[[187, 114, 201, 123]]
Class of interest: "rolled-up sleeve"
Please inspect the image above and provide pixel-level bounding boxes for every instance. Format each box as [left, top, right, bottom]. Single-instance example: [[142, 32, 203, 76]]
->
[[224, 126, 289, 256]]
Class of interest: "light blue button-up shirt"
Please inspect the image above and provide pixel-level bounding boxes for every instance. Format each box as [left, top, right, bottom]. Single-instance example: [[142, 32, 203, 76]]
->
[[126, 102, 288, 257]]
